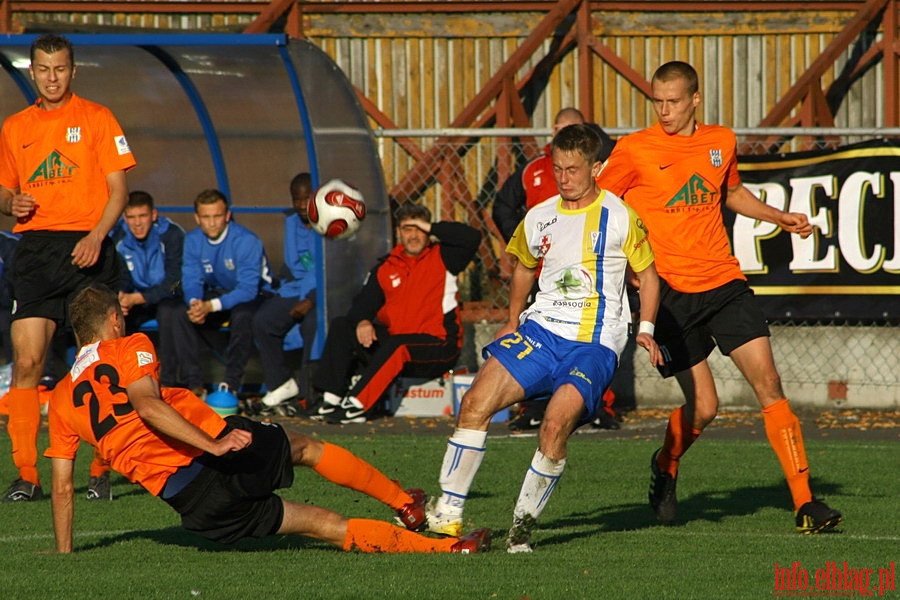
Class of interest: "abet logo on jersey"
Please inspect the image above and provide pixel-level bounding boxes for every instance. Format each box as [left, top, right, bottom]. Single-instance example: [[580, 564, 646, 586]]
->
[[27, 149, 78, 184], [664, 173, 719, 210]]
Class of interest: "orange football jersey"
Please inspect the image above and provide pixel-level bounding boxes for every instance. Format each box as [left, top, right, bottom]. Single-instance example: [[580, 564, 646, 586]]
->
[[45, 333, 225, 496], [597, 122, 744, 293], [0, 94, 136, 233]]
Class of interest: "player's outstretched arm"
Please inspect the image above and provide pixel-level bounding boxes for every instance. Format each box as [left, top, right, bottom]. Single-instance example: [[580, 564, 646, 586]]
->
[[774, 210, 813, 239], [725, 184, 812, 238], [211, 429, 253, 456], [50, 457, 76, 553], [127, 375, 252, 455]]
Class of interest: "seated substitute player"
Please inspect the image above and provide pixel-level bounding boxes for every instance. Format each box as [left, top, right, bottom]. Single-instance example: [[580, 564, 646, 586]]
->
[[596, 60, 842, 533], [112, 190, 185, 388], [45, 285, 491, 554], [174, 189, 272, 395], [252, 172, 319, 414], [426, 124, 663, 552], [311, 203, 481, 424]]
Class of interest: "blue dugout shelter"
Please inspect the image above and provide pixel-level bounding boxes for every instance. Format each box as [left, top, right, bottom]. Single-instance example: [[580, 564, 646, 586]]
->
[[0, 33, 392, 359]]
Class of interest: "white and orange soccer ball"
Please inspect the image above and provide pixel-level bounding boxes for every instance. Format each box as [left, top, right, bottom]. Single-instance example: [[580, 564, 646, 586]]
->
[[307, 178, 367, 240]]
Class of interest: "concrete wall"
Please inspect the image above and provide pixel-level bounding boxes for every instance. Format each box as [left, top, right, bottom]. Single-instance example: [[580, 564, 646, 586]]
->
[[473, 322, 900, 410]]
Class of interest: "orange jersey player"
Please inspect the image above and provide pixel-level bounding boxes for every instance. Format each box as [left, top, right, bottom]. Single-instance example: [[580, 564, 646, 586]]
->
[[596, 120, 744, 293], [0, 33, 135, 502], [45, 285, 491, 554], [596, 60, 842, 534]]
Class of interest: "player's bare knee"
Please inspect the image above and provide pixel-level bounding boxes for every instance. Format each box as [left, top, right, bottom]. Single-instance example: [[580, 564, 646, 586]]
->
[[12, 357, 44, 384], [457, 392, 500, 430], [537, 420, 569, 458], [692, 401, 719, 427], [288, 431, 322, 466], [697, 410, 717, 428]]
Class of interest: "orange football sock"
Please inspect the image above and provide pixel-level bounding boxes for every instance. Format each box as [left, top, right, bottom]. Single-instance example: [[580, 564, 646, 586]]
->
[[7, 387, 41, 485], [762, 399, 812, 511], [342, 518, 456, 553], [657, 405, 702, 478], [312, 442, 409, 510], [89, 450, 111, 478]]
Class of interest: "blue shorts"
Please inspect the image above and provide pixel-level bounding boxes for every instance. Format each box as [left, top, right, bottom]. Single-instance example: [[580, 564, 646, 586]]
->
[[482, 319, 618, 420]]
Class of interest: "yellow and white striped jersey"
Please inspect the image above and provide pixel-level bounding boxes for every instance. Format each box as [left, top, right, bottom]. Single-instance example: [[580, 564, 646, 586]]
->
[[507, 190, 654, 355]]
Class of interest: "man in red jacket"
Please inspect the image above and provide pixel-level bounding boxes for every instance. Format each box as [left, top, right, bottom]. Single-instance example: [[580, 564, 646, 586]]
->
[[312, 203, 481, 424]]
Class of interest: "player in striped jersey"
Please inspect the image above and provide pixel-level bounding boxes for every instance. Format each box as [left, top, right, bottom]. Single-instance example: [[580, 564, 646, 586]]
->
[[426, 124, 663, 552]]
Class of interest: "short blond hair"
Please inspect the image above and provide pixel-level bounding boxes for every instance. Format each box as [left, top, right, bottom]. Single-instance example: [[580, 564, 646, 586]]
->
[[652, 61, 699, 95]]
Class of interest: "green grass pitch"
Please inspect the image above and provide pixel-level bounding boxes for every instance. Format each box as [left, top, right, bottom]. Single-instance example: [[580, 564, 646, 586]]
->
[[0, 429, 896, 599]]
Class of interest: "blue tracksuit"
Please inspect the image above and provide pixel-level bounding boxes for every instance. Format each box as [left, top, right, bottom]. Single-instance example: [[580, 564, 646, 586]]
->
[[253, 213, 319, 395], [113, 215, 184, 304], [181, 221, 273, 309], [176, 222, 273, 390], [112, 216, 185, 385], [277, 212, 318, 301]]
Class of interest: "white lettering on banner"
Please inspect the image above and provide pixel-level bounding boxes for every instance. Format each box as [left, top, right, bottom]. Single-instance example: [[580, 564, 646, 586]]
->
[[736, 170, 899, 275], [788, 175, 837, 272], [839, 171, 884, 273], [883, 172, 900, 272], [734, 182, 790, 273]]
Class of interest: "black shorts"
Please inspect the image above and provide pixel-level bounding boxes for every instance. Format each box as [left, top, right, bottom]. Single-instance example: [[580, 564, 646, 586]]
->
[[162, 416, 295, 544], [9, 231, 119, 324], [655, 279, 770, 378]]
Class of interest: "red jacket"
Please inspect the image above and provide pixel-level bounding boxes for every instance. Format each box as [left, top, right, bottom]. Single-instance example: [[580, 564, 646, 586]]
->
[[347, 221, 481, 345]]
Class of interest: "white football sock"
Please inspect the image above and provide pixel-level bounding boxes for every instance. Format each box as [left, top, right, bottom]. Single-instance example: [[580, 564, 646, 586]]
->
[[513, 449, 566, 521], [436, 428, 488, 516]]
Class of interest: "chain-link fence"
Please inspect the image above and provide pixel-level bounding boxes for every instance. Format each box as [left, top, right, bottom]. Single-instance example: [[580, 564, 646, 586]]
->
[[374, 128, 898, 317], [373, 128, 900, 408], [633, 321, 900, 409]]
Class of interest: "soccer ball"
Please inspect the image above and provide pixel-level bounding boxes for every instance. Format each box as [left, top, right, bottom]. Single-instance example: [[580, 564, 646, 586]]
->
[[308, 179, 367, 240]]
